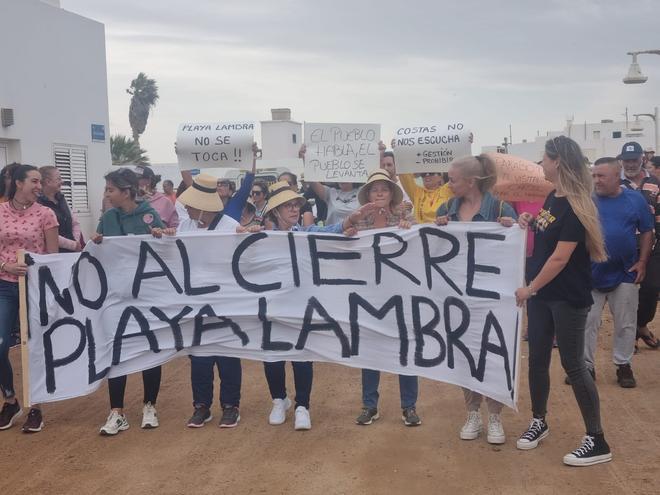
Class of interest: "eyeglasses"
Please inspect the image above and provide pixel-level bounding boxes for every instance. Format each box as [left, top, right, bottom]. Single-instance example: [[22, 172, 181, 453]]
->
[[419, 172, 440, 177], [218, 182, 231, 187], [281, 202, 301, 210], [251, 190, 264, 196]]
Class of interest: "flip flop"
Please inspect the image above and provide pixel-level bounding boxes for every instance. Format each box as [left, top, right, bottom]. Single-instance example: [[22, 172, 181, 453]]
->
[[637, 330, 660, 349]]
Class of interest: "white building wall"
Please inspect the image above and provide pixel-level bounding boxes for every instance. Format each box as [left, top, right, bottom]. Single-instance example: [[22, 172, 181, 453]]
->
[[0, 0, 111, 235], [482, 120, 655, 163]]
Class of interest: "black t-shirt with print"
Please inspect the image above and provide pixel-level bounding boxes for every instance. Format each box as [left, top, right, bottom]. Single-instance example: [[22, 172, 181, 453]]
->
[[526, 191, 593, 307]]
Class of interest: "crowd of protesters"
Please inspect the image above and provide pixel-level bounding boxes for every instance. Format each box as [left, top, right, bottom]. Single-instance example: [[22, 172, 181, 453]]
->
[[0, 134, 658, 469]]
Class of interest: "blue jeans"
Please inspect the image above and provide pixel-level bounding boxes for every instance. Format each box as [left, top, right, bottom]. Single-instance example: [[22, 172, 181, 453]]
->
[[263, 361, 312, 409], [190, 356, 242, 408], [361, 369, 418, 409], [0, 280, 19, 400]]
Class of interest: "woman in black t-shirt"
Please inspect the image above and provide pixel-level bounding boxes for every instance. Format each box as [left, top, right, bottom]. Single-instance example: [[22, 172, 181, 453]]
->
[[514, 136, 612, 467]]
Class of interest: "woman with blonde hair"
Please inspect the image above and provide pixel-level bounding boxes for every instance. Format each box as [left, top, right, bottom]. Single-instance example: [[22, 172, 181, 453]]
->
[[514, 136, 611, 467], [435, 154, 517, 444]]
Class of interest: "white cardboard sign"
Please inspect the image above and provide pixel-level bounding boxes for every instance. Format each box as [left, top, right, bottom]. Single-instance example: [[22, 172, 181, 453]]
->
[[304, 123, 380, 182], [176, 122, 254, 170], [393, 123, 472, 173]]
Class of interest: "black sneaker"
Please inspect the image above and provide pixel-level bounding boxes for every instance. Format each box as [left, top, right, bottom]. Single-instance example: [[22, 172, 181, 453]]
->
[[187, 406, 212, 428], [565, 368, 596, 385], [563, 434, 612, 466], [21, 408, 44, 433], [402, 407, 421, 426], [219, 406, 240, 428], [516, 417, 549, 450], [0, 401, 22, 430], [616, 364, 636, 388], [355, 407, 379, 425]]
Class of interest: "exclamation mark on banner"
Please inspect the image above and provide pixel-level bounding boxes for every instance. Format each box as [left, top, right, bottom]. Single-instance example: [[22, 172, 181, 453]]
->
[[234, 148, 242, 163]]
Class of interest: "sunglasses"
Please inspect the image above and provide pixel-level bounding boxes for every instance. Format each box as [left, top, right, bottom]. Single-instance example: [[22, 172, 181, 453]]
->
[[251, 190, 264, 196]]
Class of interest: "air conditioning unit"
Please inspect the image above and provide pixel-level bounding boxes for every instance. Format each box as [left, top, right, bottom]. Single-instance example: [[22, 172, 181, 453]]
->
[[1, 108, 14, 127]]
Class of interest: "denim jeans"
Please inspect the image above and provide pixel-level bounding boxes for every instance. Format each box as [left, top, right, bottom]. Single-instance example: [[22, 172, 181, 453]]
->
[[190, 355, 242, 408], [108, 366, 161, 409], [361, 369, 418, 409], [263, 361, 313, 409], [527, 298, 603, 435], [0, 280, 19, 400]]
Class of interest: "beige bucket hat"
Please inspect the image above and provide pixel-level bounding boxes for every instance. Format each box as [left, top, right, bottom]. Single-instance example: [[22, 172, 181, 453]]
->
[[178, 174, 224, 212], [264, 180, 305, 214], [358, 170, 404, 206]]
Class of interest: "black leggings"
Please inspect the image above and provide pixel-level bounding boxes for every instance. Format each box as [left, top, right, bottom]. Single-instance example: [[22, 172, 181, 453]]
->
[[637, 281, 658, 328], [108, 366, 161, 409], [527, 299, 603, 435]]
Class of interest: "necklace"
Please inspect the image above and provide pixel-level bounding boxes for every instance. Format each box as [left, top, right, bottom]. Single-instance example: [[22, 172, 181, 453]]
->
[[11, 198, 32, 211]]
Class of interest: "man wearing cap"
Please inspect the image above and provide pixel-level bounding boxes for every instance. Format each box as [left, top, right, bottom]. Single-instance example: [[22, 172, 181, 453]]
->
[[618, 142, 660, 349], [643, 147, 655, 169], [135, 165, 179, 229]]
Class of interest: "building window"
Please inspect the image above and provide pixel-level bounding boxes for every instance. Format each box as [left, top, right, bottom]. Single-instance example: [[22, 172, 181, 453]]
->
[[592, 130, 600, 140], [612, 131, 622, 139], [292, 133, 297, 144], [53, 144, 89, 213]]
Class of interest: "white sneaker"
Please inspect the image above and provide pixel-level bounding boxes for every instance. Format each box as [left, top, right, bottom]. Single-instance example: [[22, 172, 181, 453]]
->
[[100, 410, 129, 436], [487, 413, 506, 444], [294, 406, 311, 430], [269, 397, 292, 425], [141, 402, 159, 429], [459, 411, 482, 440]]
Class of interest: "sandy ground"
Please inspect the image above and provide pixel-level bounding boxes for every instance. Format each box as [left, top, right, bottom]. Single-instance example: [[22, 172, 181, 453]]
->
[[1, 312, 659, 495]]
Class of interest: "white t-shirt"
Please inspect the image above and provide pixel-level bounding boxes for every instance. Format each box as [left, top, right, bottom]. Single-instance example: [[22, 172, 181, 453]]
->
[[177, 214, 239, 233], [323, 185, 360, 225]]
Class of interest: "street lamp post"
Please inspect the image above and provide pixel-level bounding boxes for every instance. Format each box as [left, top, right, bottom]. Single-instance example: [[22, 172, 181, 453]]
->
[[633, 106, 659, 152], [623, 50, 660, 84]]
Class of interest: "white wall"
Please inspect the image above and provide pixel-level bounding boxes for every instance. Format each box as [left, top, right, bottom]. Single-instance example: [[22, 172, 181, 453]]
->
[[0, 0, 111, 235]]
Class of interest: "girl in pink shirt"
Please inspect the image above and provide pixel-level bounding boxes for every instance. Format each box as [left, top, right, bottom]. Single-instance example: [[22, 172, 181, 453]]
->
[[0, 165, 58, 433]]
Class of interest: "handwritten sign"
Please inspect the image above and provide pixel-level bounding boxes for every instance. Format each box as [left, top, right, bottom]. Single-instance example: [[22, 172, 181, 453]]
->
[[176, 122, 254, 171], [393, 123, 472, 173], [488, 153, 554, 202], [304, 123, 380, 182], [27, 224, 525, 408]]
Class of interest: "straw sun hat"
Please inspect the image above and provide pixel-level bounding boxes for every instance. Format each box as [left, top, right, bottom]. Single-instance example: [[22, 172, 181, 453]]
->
[[178, 174, 224, 212], [264, 180, 305, 214], [357, 170, 403, 206]]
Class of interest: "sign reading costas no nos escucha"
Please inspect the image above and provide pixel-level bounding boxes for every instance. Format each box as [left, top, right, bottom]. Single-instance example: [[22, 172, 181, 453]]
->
[[304, 123, 381, 182], [176, 122, 254, 171], [27, 224, 525, 408], [393, 123, 472, 174]]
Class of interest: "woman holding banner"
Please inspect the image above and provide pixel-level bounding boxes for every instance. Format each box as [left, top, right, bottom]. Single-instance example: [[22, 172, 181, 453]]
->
[[434, 155, 517, 444], [350, 170, 422, 427], [514, 136, 612, 467], [92, 168, 174, 436], [177, 173, 243, 428], [262, 180, 376, 430], [0, 164, 59, 432]]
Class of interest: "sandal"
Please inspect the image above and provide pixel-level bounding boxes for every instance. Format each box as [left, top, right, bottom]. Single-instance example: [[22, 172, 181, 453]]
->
[[637, 329, 660, 349]]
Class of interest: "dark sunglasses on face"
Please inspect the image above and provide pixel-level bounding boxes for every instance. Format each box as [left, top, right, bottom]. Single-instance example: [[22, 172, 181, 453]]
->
[[251, 190, 263, 196]]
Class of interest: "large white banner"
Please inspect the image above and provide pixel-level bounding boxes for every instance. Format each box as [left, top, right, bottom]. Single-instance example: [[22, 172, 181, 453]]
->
[[176, 122, 254, 170], [304, 123, 380, 182], [393, 123, 472, 173], [27, 224, 525, 408]]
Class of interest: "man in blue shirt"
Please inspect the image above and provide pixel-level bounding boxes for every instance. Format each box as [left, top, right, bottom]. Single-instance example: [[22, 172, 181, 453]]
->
[[583, 157, 654, 388]]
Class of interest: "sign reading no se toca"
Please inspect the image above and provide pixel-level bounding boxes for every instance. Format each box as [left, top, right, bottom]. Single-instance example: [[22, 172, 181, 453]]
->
[[393, 123, 472, 174], [176, 122, 254, 171], [304, 123, 381, 182]]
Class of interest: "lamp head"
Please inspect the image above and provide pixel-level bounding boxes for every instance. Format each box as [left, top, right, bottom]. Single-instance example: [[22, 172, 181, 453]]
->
[[623, 53, 648, 84]]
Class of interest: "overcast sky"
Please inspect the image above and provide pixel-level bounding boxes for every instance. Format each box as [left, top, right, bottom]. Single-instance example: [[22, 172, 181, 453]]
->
[[62, 0, 660, 163]]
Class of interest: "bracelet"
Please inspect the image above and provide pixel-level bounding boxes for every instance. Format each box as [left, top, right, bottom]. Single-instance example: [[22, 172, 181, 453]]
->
[[527, 285, 537, 297], [0, 261, 6, 272]]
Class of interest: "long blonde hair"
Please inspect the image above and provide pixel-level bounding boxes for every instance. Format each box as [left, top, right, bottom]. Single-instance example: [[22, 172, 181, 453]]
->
[[546, 136, 606, 262]]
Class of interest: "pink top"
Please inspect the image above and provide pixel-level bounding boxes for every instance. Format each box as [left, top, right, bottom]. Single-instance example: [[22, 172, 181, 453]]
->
[[512, 200, 544, 257], [0, 202, 58, 282], [148, 192, 179, 228]]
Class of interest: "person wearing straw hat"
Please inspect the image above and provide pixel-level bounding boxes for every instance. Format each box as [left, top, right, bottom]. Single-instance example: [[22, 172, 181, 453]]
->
[[262, 180, 377, 430], [178, 173, 244, 428], [349, 170, 421, 427], [177, 173, 239, 233]]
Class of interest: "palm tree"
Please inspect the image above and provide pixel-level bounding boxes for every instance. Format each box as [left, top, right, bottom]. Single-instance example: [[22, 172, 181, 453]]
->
[[127, 72, 159, 145], [110, 134, 150, 165]]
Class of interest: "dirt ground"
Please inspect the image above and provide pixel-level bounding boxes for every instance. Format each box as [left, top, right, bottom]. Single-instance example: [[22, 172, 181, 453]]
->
[[1, 312, 659, 495]]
